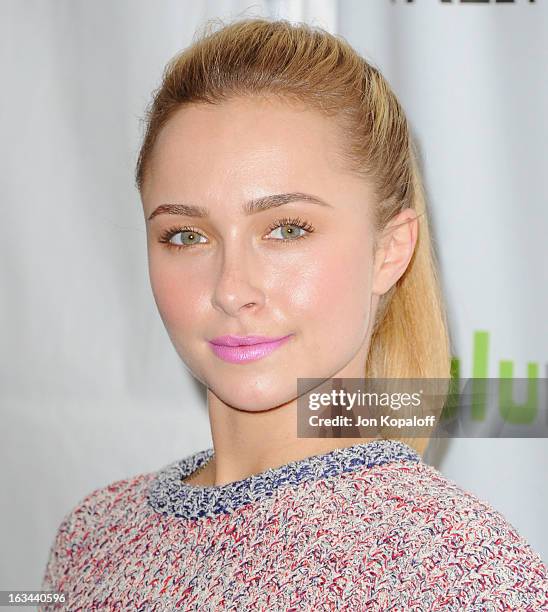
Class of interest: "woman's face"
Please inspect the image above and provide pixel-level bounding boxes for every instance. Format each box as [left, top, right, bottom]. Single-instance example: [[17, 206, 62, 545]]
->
[[141, 96, 387, 412]]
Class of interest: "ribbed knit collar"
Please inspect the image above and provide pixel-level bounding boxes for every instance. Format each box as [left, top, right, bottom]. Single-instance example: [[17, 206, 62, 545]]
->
[[147, 439, 421, 520]]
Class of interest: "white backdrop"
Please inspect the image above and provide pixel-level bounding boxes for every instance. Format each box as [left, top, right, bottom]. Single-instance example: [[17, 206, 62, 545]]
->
[[1, 0, 546, 591]]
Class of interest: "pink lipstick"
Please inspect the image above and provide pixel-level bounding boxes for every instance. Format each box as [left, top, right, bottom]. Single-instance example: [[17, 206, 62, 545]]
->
[[208, 334, 293, 364]]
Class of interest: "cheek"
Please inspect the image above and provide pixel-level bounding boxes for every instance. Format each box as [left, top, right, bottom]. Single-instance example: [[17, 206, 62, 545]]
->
[[287, 241, 372, 326], [148, 256, 209, 331]]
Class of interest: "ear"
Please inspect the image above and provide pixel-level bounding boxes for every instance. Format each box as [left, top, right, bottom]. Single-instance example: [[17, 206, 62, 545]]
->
[[372, 208, 419, 296]]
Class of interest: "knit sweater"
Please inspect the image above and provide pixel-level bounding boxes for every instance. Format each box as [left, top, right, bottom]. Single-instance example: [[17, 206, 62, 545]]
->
[[40, 439, 548, 611]]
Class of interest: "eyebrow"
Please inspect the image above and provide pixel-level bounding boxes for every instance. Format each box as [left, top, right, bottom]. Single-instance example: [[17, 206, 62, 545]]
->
[[146, 192, 332, 221]]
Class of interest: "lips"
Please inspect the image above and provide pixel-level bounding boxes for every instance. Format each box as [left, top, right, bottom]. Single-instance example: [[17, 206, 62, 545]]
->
[[208, 334, 293, 363], [209, 335, 290, 347]]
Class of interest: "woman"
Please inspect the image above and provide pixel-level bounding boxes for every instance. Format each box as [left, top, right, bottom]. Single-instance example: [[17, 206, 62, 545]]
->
[[41, 17, 548, 610]]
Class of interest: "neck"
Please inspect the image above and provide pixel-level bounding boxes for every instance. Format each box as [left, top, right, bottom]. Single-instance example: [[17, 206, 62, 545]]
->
[[200, 390, 379, 487]]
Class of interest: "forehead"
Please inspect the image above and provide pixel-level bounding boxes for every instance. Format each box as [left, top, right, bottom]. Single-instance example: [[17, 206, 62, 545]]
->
[[142, 97, 352, 201]]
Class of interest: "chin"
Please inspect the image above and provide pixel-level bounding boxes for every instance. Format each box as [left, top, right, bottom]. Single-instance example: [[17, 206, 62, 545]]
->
[[209, 383, 296, 413]]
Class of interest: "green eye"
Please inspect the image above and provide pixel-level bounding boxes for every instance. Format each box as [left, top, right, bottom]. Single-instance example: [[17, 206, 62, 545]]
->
[[158, 226, 208, 248], [173, 230, 207, 246], [265, 216, 315, 242], [268, 224, 306, 240]]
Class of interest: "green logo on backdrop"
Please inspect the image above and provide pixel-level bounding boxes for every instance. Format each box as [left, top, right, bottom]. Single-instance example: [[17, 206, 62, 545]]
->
[[447, 331, 542, 425]]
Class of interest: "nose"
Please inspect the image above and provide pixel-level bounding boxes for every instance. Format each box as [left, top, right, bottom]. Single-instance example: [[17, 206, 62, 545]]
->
[[211, 242, 265, 317]]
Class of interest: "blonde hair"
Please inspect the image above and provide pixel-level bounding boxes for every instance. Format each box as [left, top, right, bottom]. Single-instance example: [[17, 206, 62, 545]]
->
[[135, 18, 453, 457]]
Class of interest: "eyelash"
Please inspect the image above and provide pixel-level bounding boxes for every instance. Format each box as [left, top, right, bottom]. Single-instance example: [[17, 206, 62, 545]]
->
[[158, 216, 315, 250]]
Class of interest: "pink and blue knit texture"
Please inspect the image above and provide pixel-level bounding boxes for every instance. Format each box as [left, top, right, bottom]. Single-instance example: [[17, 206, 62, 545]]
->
[[41, 440, 548, 610]]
